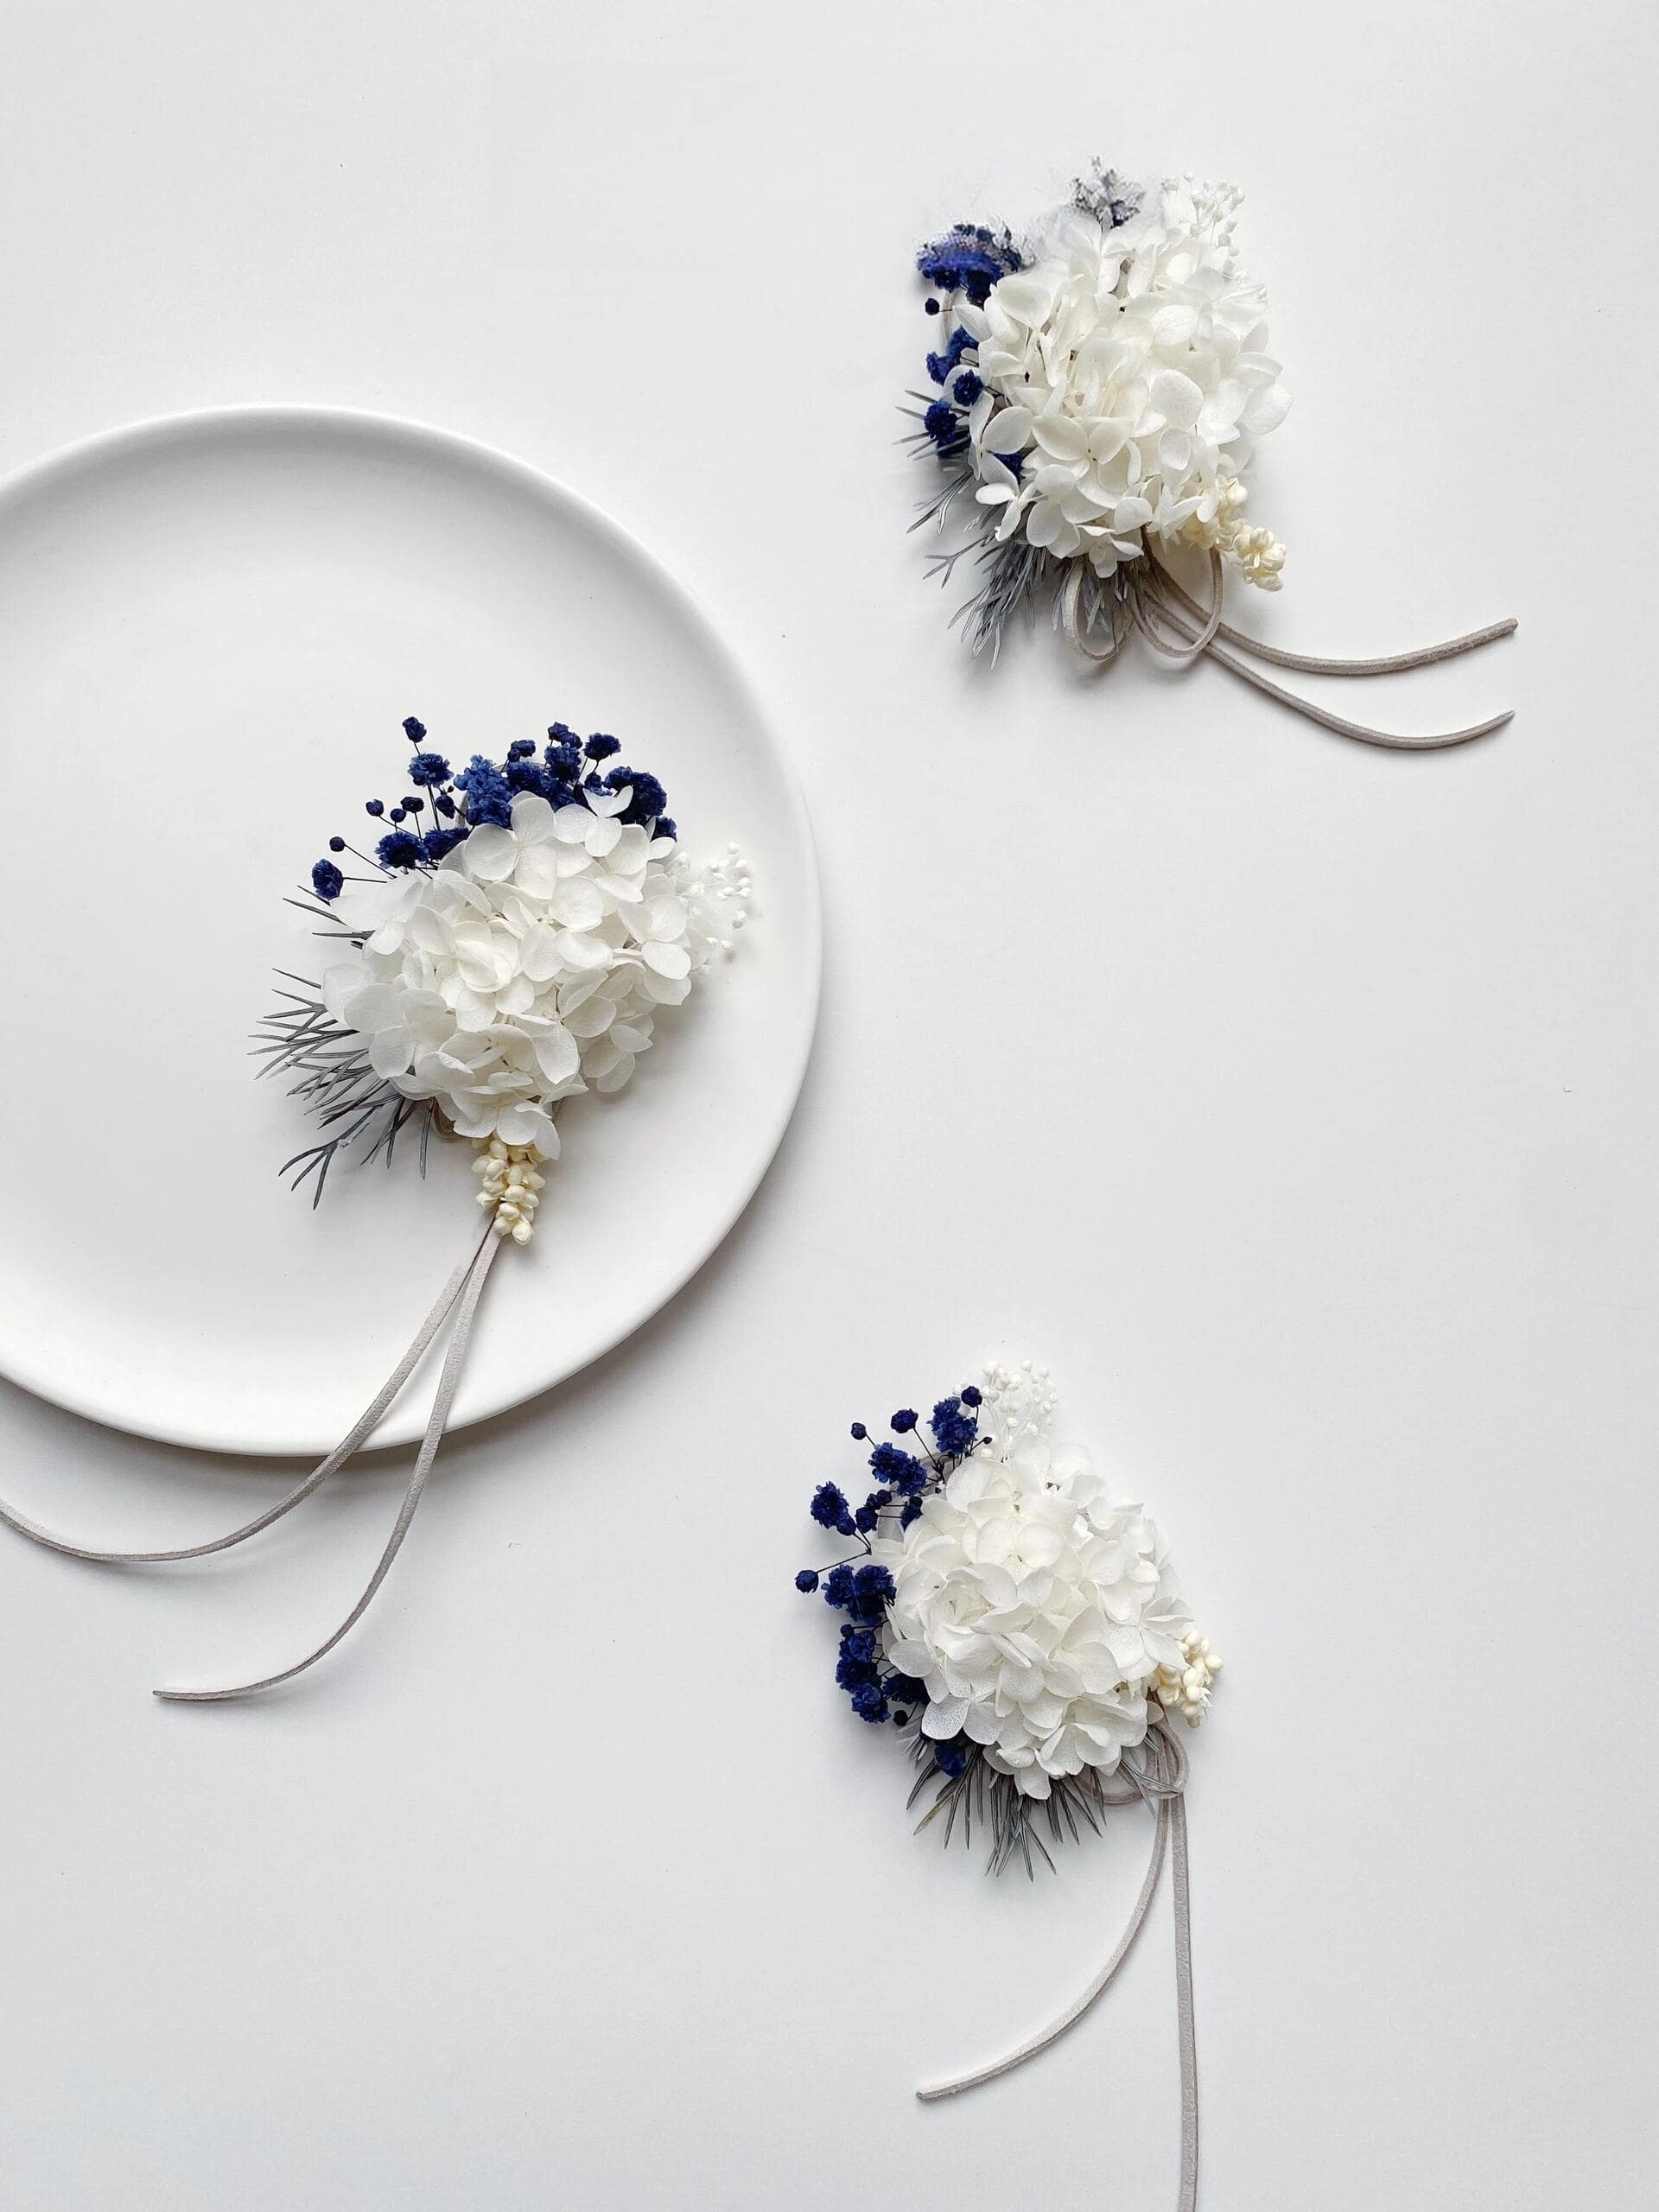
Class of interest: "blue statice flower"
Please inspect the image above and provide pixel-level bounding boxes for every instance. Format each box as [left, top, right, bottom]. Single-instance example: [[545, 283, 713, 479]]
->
[[810, 1482, 850, 1530], [869, 1441, 926, 1497], [930, 1395, 978, 1459], [376, 829, 425, 869], [917, 222, 1024, 304], [310, 859, 344, 900]]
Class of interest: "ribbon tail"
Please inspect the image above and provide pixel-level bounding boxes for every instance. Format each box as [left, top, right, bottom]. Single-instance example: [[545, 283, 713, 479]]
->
[[917, 1723, 1199, 2212], [1149, 552, 1516, 677], [1141, 582, 1511, 750], [1172, 1789, 1198, 2212], [154, 1223, 503, 1702], [916, 1789, 1171, 2102], [0, 1219, 493, 1566]]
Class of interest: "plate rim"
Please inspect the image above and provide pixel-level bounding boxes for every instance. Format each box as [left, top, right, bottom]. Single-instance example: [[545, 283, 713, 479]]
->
[[0, 402, 822, 1457]]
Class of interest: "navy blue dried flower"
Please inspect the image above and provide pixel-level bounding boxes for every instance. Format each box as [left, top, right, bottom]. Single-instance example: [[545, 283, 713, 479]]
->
[[869, 1442, 926, 1497], [327, 836, 346, 854], [822, 1564, 856, 1611], [794, 1568, 820, 1594], [454, 754, 512, 829], [408, 752, 452, 786], [961, 1385, 982, 1408], [584, 733, 620, 760], [810, 1482, 850, 1530], [953, 369, 984, 407], [310, 859, 344, 900], [935, 1740, 969, 1781], [925, 327, 976, 385], [850, 1563, 895, 1623], [654, 817, 677, 843], [423, 826, 467, 864], [890, 1408, 918, 1433], [402, 716, 427, 741], [924, 399, 967, 453], [376, 830, 426, 870], [850, 1421, 868, 1441], [900, 1497, 923, 1528], [849, 1681, 890, 1724], [508, 739, 537, 760], [365, 798, 385, 817], [603, 765, 668, 827], [930, 1395, 978, 1459], [854, 1505, 877, 1535], [916, 222, 1023, 301]]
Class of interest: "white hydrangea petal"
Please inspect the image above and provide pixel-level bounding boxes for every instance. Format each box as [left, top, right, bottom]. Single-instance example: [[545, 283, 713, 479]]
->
[[460, 825, 517, 883], [641, 938, 692, 980]]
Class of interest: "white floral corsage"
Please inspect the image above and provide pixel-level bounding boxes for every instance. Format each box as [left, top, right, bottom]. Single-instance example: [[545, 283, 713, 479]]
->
[[911, 162, 1515, 748], [2, 716, 749, 1700], [798, 1359, 1216, 2180]]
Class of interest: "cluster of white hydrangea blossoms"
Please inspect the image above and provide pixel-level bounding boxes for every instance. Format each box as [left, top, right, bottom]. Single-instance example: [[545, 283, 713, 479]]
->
[[321, 788, 748, 1158], [959, 177, 1289, 586], [874, 1363, 1218, 1802]]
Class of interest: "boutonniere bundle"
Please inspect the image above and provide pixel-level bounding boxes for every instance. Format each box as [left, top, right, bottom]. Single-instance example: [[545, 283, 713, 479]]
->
[[1, 716, 749, 1699], [796, 1361, 1215, 2196], [910, 162, 1515, 748]]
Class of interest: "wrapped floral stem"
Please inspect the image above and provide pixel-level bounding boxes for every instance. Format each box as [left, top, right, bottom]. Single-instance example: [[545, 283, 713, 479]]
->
[[796, 1362, 1217, 2203], [909, 165, 1515, 747], [0, 716, 751, 1697]]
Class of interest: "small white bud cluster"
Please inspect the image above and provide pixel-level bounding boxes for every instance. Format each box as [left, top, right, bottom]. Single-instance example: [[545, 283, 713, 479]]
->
[[980, 1357, 1058, 1444], [1154, 1628, 1223, 1728], [1182, 474, 1287, 591], [474, 1136, 545, 1244], [683, 841, 753, 954]]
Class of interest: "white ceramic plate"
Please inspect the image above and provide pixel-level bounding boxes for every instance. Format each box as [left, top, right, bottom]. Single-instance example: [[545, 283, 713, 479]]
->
[[0, 408, 818, 1454]]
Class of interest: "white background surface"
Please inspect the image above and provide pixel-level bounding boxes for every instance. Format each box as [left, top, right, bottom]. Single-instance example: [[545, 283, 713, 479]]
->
[[0, 3, 1653, 2207]]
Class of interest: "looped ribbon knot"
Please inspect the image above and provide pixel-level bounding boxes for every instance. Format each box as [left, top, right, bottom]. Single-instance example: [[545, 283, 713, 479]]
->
[[1061, 548, 1516, 750]]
